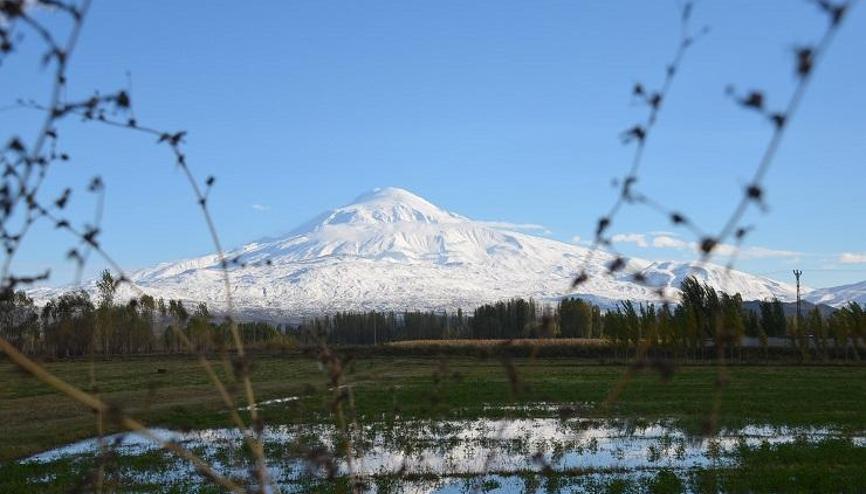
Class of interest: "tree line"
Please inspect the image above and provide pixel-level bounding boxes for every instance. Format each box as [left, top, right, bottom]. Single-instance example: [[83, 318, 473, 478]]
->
[[298, 277, 866, 360], [0, 271, 283, 357], [2, 274, 864, 360]]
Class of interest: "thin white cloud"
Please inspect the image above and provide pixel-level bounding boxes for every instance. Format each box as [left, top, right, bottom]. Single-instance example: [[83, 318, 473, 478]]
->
[[839, 252, 866, 264], [678, 240, 799, 260], [652, 235, 689, 249], [251, 204, 270, 211], [736, 245, 800, 260], [611, 233, 648, 248], [615, 231, 801, 260], [480, 221, 552, 235]]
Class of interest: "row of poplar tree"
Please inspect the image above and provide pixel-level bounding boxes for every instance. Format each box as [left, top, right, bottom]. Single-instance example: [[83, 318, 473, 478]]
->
[[298, 277, 866, 359], [3, 273, 864, 359], [0, 271, 280, 357]]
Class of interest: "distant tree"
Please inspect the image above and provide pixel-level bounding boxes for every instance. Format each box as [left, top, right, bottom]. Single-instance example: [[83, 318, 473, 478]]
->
[[0, 291, 39, 353], [840, 302, 865, 357], [96, 270, 116, 309], [759, 299, 787, 338], [620, 301, 641, 351], [657, 304, 675, 350], [744, 309, 761, 338], [679, 277, 716, 357], [759, 326, 769, 363], [828, 310, 853, 360], [807, 307, 827, 360], [719, 293, 745, 360], [166, 300, 189, 352], [592, 305, 603, 339], [93, 269, 117, 353], [559, 298, 593, 338], [188, 302, 212, 351], [640, 303, 658, 346], [41, 291, 96, 357], [471, 298, 537, 339], [772, 299, 787, 338], [139, 295, 157, 348]]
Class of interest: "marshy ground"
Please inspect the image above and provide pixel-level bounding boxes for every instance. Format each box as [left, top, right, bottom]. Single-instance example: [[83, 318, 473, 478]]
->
[[2, 353, 866, 492]]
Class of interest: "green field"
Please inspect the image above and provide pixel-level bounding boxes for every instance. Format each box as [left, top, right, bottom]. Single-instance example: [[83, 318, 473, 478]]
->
[[2, 353, 866, 492]]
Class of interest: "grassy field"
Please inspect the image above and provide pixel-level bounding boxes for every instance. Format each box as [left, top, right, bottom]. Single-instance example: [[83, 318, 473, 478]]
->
[[3, 353, 866, 462], [3, 353, 866, 492]]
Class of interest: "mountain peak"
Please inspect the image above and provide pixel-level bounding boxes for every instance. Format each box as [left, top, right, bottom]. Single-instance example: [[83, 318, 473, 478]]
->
[[353, 186, 422, 202], [32, 186, 863, 320], [319, 187, 465, 227]]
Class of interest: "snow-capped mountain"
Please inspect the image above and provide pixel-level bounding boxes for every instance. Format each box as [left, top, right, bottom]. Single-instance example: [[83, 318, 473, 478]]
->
[[31, 187, 845, 319], [806, 280, 866, 308]]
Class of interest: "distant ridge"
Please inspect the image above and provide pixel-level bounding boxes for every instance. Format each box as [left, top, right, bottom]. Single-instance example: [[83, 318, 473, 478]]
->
[[805, 280, 866, 307], [29, 187, 862, 320]]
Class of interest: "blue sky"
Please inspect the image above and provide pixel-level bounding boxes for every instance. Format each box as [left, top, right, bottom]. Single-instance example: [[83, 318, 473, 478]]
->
[[4, 1, 866, 289]]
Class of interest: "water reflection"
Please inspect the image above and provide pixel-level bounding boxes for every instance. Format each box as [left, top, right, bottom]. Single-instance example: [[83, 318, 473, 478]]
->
[[23, 416, 865, 492]]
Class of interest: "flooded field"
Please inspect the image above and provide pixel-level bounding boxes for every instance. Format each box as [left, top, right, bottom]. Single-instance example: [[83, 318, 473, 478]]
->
[[21, 407, 866, 493], [5, 359, 866, 492]]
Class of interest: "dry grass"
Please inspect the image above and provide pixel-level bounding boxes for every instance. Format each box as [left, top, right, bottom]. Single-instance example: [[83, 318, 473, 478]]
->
[[387, 338, 611, 348]]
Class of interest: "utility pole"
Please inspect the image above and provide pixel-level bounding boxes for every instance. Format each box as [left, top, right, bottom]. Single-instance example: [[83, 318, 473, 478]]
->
[[793, 269, 803, 332]]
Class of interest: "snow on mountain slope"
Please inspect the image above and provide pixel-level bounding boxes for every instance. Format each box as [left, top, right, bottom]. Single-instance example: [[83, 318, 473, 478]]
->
[[635, 261, 801, 303], [31, 187, 813, 319], [806, 280, 866, 307]]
